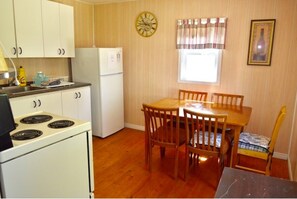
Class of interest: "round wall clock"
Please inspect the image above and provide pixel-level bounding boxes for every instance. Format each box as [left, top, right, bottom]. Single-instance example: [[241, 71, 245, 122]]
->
[[135, 11, 158, 37]]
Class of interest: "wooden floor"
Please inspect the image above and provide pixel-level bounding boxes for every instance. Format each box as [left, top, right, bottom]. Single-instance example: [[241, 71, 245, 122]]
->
[[92, 128, 289, 198]]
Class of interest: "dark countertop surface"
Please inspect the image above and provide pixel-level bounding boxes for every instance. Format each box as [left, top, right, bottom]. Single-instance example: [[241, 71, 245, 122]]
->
[[0, 82, 91, 98], [215, 167, 297, 198]]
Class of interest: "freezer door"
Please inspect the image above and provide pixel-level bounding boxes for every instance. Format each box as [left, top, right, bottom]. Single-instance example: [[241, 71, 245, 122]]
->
[[98, 48, 123, 75], [99, 73, 124, 137]]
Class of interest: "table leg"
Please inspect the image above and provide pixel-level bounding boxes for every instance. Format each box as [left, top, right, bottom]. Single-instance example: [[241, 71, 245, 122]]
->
[[230, 126, 241, 167]]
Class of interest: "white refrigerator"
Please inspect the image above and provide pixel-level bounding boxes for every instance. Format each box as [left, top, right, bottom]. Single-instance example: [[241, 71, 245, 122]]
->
[[71, 48, 124, 138]]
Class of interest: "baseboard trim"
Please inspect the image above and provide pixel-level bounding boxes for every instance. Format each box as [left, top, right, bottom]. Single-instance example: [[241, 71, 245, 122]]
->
[[124, 123, 145, 131], [273, 152, 288, 160]]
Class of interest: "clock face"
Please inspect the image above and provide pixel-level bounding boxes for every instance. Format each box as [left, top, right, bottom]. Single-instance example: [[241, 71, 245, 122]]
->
[[135, 11, 158, 37]]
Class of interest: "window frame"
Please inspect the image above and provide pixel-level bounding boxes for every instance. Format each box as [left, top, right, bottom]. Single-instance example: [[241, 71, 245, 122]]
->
[[178, 49, 222, 85]]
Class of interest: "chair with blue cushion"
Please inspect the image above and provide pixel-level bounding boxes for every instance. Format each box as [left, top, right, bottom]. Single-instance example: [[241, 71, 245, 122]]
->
[[183, 108, 230, 184], [235, 106, 286, 176]]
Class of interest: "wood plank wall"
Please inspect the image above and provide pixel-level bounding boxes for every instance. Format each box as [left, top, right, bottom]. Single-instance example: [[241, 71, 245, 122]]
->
[[44, 0, 297, 180]]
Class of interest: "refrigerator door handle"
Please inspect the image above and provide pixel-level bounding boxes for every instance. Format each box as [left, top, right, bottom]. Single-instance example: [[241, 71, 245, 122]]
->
[[100, 72, 123, 77]]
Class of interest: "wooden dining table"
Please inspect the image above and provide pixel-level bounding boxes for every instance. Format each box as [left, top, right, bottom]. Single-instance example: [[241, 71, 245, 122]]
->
[[146, 98, 252, 167]]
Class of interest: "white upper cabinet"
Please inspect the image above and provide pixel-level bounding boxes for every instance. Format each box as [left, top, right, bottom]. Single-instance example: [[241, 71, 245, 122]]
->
[[42, 0, 75, 57], [13, 0, 44, 57], [0, 0, 43, 58], [0, 0, 74, 58], [0, 0, 17, 58]]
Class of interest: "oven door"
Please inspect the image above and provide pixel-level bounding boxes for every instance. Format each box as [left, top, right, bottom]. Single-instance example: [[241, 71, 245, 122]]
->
[[0, 132, 91, 198]]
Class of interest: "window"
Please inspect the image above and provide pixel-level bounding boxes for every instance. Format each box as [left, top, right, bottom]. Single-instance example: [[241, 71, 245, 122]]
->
[[178, 49, 222, 84]]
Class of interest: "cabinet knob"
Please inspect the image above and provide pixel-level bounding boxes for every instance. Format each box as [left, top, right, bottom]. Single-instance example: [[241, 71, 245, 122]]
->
[[18, 47, 23, 55], [13, 47, 17, 55]]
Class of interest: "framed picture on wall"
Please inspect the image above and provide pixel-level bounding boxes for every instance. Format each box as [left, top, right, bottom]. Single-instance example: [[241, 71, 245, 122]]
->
[[247, 19, 276, 66]]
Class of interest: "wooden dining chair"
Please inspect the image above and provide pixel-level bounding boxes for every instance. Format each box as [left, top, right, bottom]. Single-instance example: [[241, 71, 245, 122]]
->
[[143, 104, 186, 179], [183, 108, 230, 184], [211, 92, 244, 106], [211, 92, 245, 140], [235, 106, 286, 176], [179, 89, 208, 101]]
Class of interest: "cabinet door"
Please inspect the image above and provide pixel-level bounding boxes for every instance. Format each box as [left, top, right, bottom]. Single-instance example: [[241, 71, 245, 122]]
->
[[42, 0, 74, 57], [61, 89, 78, 119], [77, 87, 91, 122], [42, 0, 60, 57], [14, 0, 44, 57], [61, 87, 92, 121], [59, 3, 75, 57], [10, 92, 62, 117], [37, 92, 62, 115], [10, 96, 37, 118], [0, 0, 17, 58]]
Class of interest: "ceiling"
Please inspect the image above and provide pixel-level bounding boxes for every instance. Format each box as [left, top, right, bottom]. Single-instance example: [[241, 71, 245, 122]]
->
[[80, 0, 137, 4]]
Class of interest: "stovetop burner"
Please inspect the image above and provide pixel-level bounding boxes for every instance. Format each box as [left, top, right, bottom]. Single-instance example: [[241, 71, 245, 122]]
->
[[20, 115, 53, 124], [48, 120, 75, 129], [11, 130, 43, 141]]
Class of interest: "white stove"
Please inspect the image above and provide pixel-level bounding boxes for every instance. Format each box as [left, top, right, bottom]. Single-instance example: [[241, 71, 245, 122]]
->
[[0, 111, 94, 198]]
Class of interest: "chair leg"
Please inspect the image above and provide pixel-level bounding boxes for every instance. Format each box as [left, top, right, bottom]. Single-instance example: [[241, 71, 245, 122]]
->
[[148, 144, 153, 172], [185, 148, 189, 181], [217, 155, 224, 187], [174, 147, 179, 179], [265, 155, 272, 176]]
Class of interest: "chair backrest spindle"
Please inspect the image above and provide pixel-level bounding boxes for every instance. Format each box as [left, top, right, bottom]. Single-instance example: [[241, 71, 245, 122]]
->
[[179, 89, 208, 101], [211, 92, 244, 106]]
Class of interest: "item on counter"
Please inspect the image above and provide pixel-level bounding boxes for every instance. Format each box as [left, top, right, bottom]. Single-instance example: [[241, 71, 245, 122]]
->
[[41, 79, 61, 86], [33, 72, 48, 86], [17, 66, 26, 87]]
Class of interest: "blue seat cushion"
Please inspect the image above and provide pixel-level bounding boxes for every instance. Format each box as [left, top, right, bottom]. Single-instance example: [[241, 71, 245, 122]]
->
[[190, 131, 230, 154], [238, 132, 270, 153]]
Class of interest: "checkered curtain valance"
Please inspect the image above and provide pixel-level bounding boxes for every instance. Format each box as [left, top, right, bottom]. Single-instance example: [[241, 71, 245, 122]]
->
[[176, 17, 227, 49]]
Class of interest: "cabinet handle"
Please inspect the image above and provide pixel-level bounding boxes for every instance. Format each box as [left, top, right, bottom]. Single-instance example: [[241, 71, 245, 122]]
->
[[62, 48, 65, 55], [58, 48, 62, 55], [33, 100, 37, 108], [78, 92, 81, 98], [18, 47, 22, 55], [75, 92, 78, 99], [38, 99, 41, 107], [13, 47, 17, 55]]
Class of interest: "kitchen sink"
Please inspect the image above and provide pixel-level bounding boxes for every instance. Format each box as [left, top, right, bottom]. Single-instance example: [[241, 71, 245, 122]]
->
[[0, 85, 46, 95]]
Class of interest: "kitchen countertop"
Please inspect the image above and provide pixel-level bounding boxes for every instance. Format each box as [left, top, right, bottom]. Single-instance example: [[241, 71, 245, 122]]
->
[[0, 82, 91, 98]]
